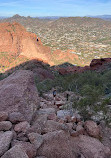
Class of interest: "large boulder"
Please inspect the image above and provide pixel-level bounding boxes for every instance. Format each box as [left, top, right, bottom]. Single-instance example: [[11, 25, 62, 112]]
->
[[12, 140, 36, 158], [71, 135, 111, 158], [0, 70, 40, 123], [37, 130, 75, 158], [0, 131, 13, 156], [1, 145, 29, 158], [28, 114, 48, 135], [84, 120, 100, 138]]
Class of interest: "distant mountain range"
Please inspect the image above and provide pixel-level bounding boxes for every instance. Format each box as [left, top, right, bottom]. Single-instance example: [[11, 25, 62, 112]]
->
[[88, 15, 111, 21], [1, 14, 111, 21], [0, 16, 8, 19], [0, 14, 62, 20], [37, 16, 61, 20], [1, 14, 111, 20], [38, 15, 111, 21]]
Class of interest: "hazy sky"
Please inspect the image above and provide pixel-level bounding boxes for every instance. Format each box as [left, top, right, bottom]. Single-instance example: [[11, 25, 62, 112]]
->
[[0, 0, 111, 17]]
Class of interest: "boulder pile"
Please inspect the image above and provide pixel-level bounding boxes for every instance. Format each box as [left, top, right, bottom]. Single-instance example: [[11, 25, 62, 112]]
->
[[0, 102, 110, 158], [0, 70, 111, 158]]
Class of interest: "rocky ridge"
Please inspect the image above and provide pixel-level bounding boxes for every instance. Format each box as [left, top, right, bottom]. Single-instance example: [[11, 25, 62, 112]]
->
[[0, 22, 81, 73], [0, 22, 53, 67], [0, 70, 111, 158], [57, 58, 111, 75]]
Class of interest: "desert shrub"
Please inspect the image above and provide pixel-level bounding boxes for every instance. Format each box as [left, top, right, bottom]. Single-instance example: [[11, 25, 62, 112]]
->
[[36, 73, 79, 94], [36, 79, 54, 95], [76, 71, 103, 89], [0, 73, 6, 81], [102, 97, 111, 105], [79, 97, 93, 107], [31, 65, 111, 125], [0, 73, 3, 81], [36, 68, 111, 103], [79, 108, 92, 121], [102, 70, 111, 94], [80, 84, 103, 104]]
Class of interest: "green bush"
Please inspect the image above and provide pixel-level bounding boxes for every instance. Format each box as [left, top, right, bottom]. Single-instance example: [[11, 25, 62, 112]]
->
[[36, 79, 54, 95], [102, 70, 111, 94], [0, 73, 6, 81], [35, 67, 111, 112]]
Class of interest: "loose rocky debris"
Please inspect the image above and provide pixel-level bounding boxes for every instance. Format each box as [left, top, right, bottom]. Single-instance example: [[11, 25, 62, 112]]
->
[[0, 70, 111, 158], [0, 94, 110, 158]]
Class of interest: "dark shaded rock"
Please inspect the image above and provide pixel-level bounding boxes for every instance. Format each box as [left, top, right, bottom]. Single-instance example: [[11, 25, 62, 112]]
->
[[0, 70, 40, 123]]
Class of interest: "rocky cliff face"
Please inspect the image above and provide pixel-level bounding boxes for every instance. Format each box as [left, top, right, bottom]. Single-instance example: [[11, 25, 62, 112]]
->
[[57, 58, 111, 75], [0, 22, 52, 65], [0, 22, 82, 73]]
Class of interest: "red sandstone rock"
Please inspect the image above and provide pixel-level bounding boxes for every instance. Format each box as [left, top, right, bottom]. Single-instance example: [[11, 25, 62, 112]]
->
[[90, 58, 111, 68], [84, 120, 100, 138], [58, 58, 111, 75], [0, 22, 86, 70], [0, 22, 52, 66]]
